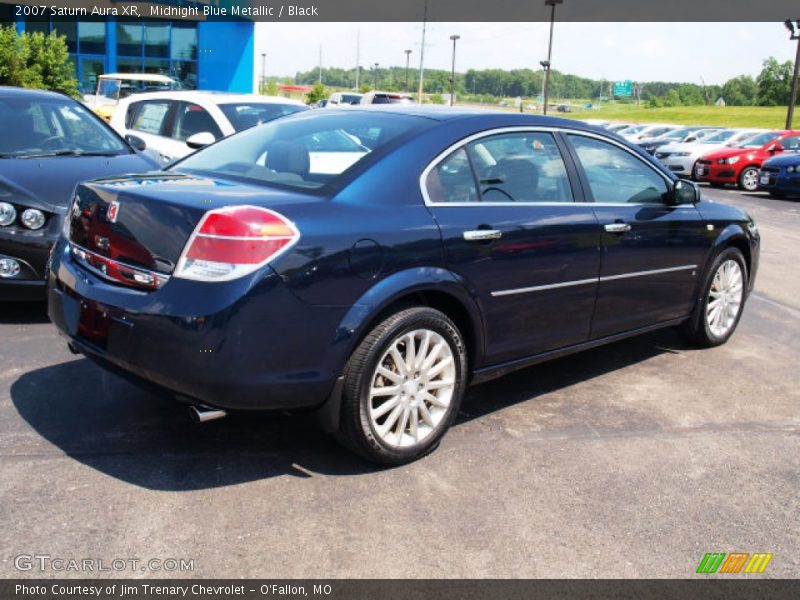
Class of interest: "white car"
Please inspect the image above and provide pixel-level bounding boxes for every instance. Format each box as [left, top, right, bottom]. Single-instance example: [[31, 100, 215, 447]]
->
[[327, 92, 363, 106], [109, 91, 308, 164], [617, 123, 679, 142], [655, 129, 769, 179]]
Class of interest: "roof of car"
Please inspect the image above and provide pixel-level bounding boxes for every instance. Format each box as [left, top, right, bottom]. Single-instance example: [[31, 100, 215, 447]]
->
[[99, 73, 177, 83], [120, 90, 306, 106], [0, 86, 67, 100]]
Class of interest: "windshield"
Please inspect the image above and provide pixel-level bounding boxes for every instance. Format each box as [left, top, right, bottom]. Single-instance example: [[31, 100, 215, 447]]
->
[[0, 95, 129, 157], [619, 125, 646, 135], [219, 102, 308, 132], [738, 132, 779, 148], [173, 111, 430, 190], [660, 128, 691, 140], [340, 94, 362, 105], [700, 130, 736, 144]]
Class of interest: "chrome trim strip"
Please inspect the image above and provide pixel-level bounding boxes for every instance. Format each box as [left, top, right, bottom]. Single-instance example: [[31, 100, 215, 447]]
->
[[490, 264, 697, 297], [491, 277, 598, 297], [599, 264, 697, 282]]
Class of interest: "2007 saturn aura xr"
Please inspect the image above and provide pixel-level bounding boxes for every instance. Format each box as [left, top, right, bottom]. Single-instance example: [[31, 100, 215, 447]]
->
[[48, 107, 760, 464]]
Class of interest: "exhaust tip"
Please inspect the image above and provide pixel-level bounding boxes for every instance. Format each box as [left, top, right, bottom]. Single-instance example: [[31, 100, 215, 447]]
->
[[189, 404, 227, 424]]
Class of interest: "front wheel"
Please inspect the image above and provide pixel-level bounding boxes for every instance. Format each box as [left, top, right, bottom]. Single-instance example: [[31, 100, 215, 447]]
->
[[682, 247, 747, 347], [738, 166, 759, 192], [337, 307, 468, 464]]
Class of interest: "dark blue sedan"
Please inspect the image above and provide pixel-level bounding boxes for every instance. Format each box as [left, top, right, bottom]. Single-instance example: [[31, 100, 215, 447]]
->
[[0, 87, 158, 300], [48, 107, 760, 464], [757, 151, 800, 198]]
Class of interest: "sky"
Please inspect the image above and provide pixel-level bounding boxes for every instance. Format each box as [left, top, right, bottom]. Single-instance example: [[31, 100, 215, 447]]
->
[[253, 22, 798, 88]]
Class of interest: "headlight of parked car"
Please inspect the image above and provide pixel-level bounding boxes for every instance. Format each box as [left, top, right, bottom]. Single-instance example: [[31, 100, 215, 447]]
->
[[0, 202, 16, 227], [21, 208, 46, 230], [718, 156, 740, 165]]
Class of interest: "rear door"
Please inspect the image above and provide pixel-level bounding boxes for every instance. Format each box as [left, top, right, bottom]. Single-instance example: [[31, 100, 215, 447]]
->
[[424, 129, 602, 365], [564, 132, 711, 338]]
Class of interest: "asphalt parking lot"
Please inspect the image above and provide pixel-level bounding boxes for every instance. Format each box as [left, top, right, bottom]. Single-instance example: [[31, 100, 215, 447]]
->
[[1, 186, 798, 579]]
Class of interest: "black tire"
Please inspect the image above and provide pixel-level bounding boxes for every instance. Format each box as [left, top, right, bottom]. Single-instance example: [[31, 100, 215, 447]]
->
[[681, 247, 748, 347], [336, 306, 467, 465], [738, 166, 759, 192]]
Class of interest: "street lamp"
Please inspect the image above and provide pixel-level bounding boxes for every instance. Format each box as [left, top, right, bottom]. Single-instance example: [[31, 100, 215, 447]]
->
[[785, 19, 800, 129], [260, 53, 266, 94], [373, 62, 379, 89], [449, 35, 460, 106], [404, 49, 412, 91], [541, 0, 563, 116]]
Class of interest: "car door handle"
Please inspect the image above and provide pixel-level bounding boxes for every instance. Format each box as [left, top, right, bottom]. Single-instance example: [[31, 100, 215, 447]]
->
[[604, 222, 632, 233], [463, 229, 503, 241]]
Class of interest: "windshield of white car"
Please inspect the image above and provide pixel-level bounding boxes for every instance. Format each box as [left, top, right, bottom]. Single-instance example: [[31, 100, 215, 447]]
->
[[0, 96, 129, 158], [173, 111, 430, 191], [660, 128, 692, 140], [219, 102, 308, 132], [700, 130, 736, 144]]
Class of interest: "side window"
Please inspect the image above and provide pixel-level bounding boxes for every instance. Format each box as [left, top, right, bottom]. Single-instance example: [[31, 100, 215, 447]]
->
[[466, 132, 573, 203], [780, 136, 800, 150], [568, 134, 668, 204], [173, 103, 222, 142], [425, 148, 479, 203], [125, 102, 141, 129], [130, 101, 171, 136]]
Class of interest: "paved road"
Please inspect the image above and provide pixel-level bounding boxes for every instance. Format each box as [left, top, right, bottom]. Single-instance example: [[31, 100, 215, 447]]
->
[[1, 188, 798, 578]]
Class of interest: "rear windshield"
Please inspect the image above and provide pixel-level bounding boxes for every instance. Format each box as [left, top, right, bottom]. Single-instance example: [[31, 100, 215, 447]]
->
[[219, 102, 308, 132], [173, 111, 430, 190]]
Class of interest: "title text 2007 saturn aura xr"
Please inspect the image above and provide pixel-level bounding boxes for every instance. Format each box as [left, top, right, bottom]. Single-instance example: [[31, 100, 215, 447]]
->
[[48, 108, 760, 464]]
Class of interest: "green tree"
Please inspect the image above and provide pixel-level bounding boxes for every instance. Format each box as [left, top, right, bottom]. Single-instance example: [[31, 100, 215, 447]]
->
[[305, 81, 328, 104], [0, 26, 78, 97], [721, 75, 757, 106], [756, 57, 794, 106], [662, 89, 682, 107]]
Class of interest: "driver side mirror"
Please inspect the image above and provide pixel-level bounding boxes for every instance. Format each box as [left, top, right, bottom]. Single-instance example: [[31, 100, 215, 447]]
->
[[668, 179, 699, 205], [769, 143, 784, 153], [685, 136, 696, 143], [186, 132, 216, 150], [125, 134, 146, 152]]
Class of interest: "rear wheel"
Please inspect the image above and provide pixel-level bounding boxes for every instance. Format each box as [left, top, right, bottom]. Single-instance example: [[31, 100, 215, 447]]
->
[[337, 307, 467, 464], [738, 166, 759, 192], [682, 247, 747, 347]]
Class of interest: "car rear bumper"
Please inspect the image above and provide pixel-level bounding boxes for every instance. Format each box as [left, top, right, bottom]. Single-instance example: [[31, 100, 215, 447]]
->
[[47, 239, 347, 411]]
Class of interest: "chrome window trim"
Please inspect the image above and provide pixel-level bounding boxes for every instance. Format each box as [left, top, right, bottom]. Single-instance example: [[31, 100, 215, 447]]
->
[[419, 125, 675, 207], [490, 264, 697, 298]]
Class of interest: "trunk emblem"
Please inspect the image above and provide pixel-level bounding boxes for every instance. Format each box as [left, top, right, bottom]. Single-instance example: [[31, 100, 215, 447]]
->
[[106, 200, 120, 223]]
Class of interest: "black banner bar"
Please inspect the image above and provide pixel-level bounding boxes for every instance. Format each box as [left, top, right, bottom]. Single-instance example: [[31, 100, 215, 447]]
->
[[3, 580, 800, 600]]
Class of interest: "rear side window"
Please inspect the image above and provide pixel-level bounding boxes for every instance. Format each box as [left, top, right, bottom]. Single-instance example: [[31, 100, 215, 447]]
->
[[425, 131, 573, 203], [173, 103, 222, 141], [130, 100, 171, 135], [568, 134, 668, 204]]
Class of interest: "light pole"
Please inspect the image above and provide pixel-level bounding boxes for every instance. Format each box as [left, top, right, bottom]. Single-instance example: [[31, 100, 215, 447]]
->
[[449, 35, 460, 106], [260, 53, 266, 94], [404, 49, 412, 91], [785, 19, 800, 129], [539, 60, 549, 113], [373, 63, 379, 89], [541, 0, 563, 116]]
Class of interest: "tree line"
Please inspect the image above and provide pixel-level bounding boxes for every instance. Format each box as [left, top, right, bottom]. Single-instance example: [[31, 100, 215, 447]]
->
[[294, 57, 796, 108]]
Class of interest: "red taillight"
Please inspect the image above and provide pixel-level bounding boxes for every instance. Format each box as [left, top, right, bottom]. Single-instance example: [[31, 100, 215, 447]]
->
[[174, 205, 299, 282]]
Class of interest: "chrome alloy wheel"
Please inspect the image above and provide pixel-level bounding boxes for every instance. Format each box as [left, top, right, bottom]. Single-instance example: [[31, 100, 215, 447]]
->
[[368, 329, 456, 448], [741, 168, 759, 191], [706, 259, 744, 338]]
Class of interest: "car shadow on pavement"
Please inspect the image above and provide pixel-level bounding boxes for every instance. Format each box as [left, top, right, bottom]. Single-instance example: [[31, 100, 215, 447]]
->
[[10, 328, 692, 491], [0, 301, 49, 324]]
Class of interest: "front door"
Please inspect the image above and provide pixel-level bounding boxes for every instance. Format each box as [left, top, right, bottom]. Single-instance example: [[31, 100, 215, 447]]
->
[[424, 130, 602, 365], [564, 133, 712, 338]]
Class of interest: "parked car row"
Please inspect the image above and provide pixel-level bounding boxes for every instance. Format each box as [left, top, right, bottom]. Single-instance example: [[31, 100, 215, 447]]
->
[[586, 120, 800, 192]]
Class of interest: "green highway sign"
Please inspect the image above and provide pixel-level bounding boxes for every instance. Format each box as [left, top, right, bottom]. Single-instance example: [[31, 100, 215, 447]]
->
[[613, 80, 633, 97]]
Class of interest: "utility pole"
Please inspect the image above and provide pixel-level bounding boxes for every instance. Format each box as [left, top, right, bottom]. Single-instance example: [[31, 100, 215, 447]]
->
[[374, 63, 379, 89], [449, 35, 460, 106], [260, 53, 266, 94], [418, 0, 428, 103], [355, 30, 360, 90], [785, 20, 800, 129], [541, 0, 563, 116], [404, 49, 412, 91]]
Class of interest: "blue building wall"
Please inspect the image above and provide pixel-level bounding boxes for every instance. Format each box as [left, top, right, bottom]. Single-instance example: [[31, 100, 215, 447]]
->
[[197, 22, 254, 93]]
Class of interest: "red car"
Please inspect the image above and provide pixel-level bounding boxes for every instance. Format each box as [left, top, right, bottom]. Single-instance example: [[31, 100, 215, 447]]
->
[[695, 130, 800, 191]]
